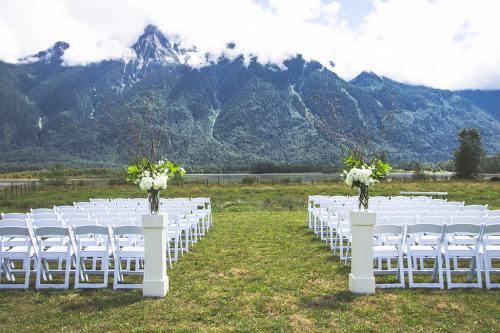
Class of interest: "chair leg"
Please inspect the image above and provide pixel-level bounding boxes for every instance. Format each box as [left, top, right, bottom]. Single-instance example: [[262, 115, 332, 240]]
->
[[484, 254, 491, 289]]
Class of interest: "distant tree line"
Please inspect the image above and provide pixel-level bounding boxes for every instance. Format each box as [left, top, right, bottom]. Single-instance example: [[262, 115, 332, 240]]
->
[[249, 163, 339, 174]]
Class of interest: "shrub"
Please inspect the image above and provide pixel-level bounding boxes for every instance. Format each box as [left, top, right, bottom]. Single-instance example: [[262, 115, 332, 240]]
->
[[242, 176, 256, 184]]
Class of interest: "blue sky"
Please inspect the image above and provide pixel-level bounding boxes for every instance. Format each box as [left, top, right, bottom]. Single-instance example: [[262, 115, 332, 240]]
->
[[0, 0, 499, 90]]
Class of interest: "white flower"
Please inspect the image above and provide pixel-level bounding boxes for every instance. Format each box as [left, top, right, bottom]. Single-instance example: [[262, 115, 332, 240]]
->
[[139, 176, 154, 191], [180, 167, 186, 174], [344, 166, 375, 188], [153, 175, 168, 190], [143, 170, 150, 177]]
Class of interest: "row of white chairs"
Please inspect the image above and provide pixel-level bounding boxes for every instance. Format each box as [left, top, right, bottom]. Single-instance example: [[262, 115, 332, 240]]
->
[[0, 224, 146, 289], [308, 195, 500, 288], [372, 223, 500, 289], [0, 197, 212, 289]]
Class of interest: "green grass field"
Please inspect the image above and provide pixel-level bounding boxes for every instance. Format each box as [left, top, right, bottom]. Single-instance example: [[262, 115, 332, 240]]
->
[[0, 181, 499, 332]]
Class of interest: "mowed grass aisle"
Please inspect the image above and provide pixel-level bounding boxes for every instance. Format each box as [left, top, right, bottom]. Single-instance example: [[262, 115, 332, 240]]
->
[[1, 209, 499, 332]]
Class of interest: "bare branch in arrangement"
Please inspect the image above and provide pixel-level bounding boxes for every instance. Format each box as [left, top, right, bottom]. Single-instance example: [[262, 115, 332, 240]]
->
[[309, 92, 397, 163]]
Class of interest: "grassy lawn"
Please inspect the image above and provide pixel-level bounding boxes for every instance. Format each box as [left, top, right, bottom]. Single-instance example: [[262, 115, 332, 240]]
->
[[0, 181, 499, 332]]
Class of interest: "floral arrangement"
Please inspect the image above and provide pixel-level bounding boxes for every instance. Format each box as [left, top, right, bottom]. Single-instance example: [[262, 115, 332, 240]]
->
[[341, 156, 391, 211], [127, 157, 185, 213]]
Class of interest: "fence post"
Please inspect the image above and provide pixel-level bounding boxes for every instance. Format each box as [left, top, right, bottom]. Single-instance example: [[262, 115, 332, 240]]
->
[[92, 180, 95, 189], [206, 178, 209, 187], [218, 176, 220, 186]]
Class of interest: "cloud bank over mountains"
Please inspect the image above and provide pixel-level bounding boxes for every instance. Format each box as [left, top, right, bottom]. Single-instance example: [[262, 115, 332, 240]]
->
[[0, 0, 499, 90]]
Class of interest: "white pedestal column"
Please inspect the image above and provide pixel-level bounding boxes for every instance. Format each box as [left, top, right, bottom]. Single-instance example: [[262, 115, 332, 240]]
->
[[348, 210, 376, 294], [142, 214, 168, 297]]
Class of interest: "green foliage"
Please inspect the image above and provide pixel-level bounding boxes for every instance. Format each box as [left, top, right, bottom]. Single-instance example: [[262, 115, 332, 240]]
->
[[342, 155, 392, 182], [241, 176, 257, 184], [481, 154, 500, 173], [126, 157, 185, 186], [42, 162, 67, 185], [454, 128, 485, 179]]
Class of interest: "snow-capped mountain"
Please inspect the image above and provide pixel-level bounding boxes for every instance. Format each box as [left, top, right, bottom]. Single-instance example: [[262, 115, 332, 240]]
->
[[19, 41, 70, 65], [0, 24, 499, 169]]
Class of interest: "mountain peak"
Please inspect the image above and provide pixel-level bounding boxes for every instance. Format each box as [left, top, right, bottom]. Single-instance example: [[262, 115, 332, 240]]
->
[[20, 41, 69, 65], [131, 24, 180, 66]]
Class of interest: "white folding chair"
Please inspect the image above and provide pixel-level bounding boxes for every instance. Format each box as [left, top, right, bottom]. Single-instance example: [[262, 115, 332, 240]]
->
[[73, 225, 112, 288], [405, 223, 444, 289], [442, 224, 483, 289], [112, 226, 144, 289], [34, 226, 73, 289], [482, 224, 500, 289], [373, 224, 406, 288], [0, 226, 35, 289]]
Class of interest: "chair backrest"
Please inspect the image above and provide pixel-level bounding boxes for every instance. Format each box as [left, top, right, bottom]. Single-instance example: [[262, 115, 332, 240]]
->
[[411, 205, 431, 211], [113, 225, 144, 236], [444, 201, 465, 207], [426, 210, 454, 217], [1, 213, 29, 220], [463, 204, 488, 211], [407, 223, 444, 235], [101, 218, 134, 227], [34, 226, 70, 237], [451, 216, 483, 225], [444, 223, 482, 235], [418, 216, 450, 225], [383, 216, 416, 226], [483, 224, 500, 235], [83, 208, 109, 215], [65, 218, 98, 227], [0, 219, 29, 227], [457, 210, 486, 218], [0, 226, 31, 237], [437, 205, 461, 212], [31, 219, 64, 228], [61, 213, 90, 221], [485, 216, 500, 225], [95, 213, 121, 221], [374, 224, 404, 235], [487, 210, 500, 217], [73, 225, 110, 236], [31, 213, 59, 221], [30, 208, 55, 214]]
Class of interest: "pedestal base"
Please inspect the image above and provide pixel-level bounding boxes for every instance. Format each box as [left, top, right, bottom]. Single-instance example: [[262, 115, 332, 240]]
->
[[349, 273, 375, 294], [142, 214, 168, 298], [143, 277, 169, 297]]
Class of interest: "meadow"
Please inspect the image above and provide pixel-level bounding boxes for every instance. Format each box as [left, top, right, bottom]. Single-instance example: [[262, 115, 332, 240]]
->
[[0, 181, 499, 332]]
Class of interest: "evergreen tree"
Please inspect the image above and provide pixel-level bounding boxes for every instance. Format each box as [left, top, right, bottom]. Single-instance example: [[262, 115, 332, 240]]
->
[[454, 128, 484, 178]]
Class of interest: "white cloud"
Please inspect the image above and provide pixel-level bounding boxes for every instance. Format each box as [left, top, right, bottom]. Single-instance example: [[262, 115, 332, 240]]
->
[[0, 0, 499, 89]]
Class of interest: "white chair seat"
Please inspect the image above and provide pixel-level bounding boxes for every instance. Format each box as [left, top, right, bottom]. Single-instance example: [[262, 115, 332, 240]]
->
[[373, 245, 398, 257], [118, 246, 144, 256], [79, 245, 109, 256], [445, 245, 475, 256], [5, 246, 33, 258], [407, 245, 437, 256], [453, 235, 475, 245], [484, 245, 500, 256], [419, 235, 439, 245]]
